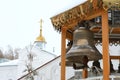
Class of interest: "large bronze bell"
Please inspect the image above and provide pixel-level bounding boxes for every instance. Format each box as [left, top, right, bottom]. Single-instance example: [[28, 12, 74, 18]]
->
[[66, 27, 102, 64], [59, 40, 85, 69]]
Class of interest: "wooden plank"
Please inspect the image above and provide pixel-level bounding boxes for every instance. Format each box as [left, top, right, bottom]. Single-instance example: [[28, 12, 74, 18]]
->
[[63, 18, 81, 30], [102, 10, 110, 80], [84, 8, 104, 20], [110, 56, 120, 59], [61, 27, 67, 80], [66, 30, 73, 40], [82, 68, 88, 78]]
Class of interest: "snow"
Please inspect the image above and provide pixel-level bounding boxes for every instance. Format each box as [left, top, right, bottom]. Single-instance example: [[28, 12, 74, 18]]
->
[[0, 59, 18, 66]]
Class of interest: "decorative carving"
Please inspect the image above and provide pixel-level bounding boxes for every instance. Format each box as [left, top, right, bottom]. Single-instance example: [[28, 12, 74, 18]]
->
[[51, 0, 103, 31], [92, 0, 98, 10], [51, 0, 120, 39], [94, 39, 120, 46], [103, 0, 120, 10]]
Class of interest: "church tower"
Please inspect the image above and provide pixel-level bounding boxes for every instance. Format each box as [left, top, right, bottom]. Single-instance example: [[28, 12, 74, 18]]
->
[[34, 19, 46, 49]]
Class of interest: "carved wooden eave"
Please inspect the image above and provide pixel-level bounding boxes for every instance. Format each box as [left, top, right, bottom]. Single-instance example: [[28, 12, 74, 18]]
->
[[51, 0, 120, 31], [51, 0, 102, 30], [50, 0, 120, 45]]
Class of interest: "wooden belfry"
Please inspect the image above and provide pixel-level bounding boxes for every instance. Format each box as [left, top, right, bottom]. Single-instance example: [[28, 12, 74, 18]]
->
[[51, 0, 120, 80]]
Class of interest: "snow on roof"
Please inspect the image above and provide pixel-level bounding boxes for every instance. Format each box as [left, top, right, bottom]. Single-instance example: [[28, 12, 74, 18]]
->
[[0, 58, 10, 63], [21, 45, 57, 57], [0, 59, 18, 67]]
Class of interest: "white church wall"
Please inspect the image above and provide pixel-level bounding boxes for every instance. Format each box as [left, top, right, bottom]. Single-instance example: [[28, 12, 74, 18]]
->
[[29, 56, 75, 80], [32, 50, 56, 68], [0, 65, 18, 80], [17, 45, 56, 79], [0, 60, 18, 80]]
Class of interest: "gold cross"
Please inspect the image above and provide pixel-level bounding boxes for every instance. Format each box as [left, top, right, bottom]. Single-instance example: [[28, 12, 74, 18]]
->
[[39, 19, 43, 29]]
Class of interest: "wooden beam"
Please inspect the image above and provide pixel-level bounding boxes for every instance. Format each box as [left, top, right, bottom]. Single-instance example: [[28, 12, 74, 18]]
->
[[61, 27, 67, 80], [82, 68, 88, 78], [102, 10, 110, 80], [84, 8, 104, 20], [66, 31, 73, 40], [110, 56, 120, 60], [62, 18, 82, 31]]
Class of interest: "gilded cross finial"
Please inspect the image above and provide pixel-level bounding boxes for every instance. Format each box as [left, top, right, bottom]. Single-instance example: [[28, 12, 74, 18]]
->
[[40, 19, 43, 29], [35, 18, 46, 48], [39, 18, 43, 37]]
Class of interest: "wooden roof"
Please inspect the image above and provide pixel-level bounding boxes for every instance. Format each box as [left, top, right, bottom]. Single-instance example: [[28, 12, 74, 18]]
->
[[50, 0, 120, 45]]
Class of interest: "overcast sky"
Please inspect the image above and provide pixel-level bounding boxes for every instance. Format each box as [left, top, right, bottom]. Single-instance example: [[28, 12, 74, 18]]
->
[[0, 0, 87, 55]]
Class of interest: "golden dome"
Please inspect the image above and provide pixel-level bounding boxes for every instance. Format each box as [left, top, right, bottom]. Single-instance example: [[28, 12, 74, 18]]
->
[[36, 34, 46, 42], [35, 19, 46, 43]]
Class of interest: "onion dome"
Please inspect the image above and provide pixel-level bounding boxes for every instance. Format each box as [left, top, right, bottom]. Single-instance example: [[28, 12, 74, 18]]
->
[[35, 19, 46, 43]]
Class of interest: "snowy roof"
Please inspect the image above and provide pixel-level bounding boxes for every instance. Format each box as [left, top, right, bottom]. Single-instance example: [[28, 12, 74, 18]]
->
[[0, 58, 10, 63], [0, 59, 18, 67], [21, 45, 57, 57]]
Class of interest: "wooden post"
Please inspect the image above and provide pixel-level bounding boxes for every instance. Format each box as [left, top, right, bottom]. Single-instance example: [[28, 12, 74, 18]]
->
[[82, 68, 88, 78], [102, 10, 110, 80], [61, 27, 67, 80]]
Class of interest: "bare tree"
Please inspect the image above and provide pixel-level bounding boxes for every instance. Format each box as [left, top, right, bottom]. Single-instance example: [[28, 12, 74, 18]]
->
[[14, 48, 21, 59], [23, 44, 38, 80], [4, 45, 14, 60], [0, 49, 4, 58]]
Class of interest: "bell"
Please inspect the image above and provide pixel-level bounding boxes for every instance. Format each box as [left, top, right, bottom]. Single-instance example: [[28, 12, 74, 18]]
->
[[59, 60, 73, 66], [59, 40, 85, 69], [59, 60, 85, 69], [66, 27, 102, 64]]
